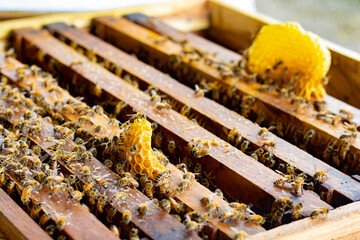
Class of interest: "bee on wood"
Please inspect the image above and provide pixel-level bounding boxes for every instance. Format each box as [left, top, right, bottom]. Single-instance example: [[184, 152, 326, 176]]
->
[[229, 202, 250, 212], [160, 199, 171, 213], [245, 214, 265, 225], [310, 207, 328, 218], [313, 165, 329, 183], [292, 177, 305, 195], [21, 186, 33, 204], [184, 215, 199, 232], [70, 190, 83, 202], [180, 105, 191, 117], [56, 216, 66, 230], [234, 231, 247, 240], [291, 203, 304, 220], [122, 210, 131, 225], [110, 225, 120, 237], [138, 203, 150, 215], [273, 170, 297, 186], [339, 133, 357, 142], [154, 170, 169, 184]]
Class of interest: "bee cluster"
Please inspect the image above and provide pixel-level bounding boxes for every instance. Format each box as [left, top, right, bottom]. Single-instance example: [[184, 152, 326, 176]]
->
[[0, 54, 272, 240], [127, 26, 359, 177]]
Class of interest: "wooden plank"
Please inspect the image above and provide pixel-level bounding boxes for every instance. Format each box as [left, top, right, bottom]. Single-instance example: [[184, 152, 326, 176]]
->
[[206, 0, 360, 109], [12, 28, 332, 218], [91, 16, 360, 178], [0, 189, 51, 240], [0, 0, 207, 51], [44, 22, 360, 207], [0, 54, 265, 239], [123, 13, 240, 64], [0, 70, 191, 240], [247, 201, 360, 240], [0, 131, 116, 240]]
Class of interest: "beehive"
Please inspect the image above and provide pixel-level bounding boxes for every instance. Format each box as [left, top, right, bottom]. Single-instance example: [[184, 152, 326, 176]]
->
[[0, 1, 359, 239]]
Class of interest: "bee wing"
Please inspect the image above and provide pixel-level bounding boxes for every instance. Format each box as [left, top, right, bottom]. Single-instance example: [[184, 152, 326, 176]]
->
[[313, 164, 318, 173], [275, 169, 286, 176]]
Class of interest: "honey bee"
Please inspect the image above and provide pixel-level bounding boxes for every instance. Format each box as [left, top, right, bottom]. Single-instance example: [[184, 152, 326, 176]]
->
[[129, 228, 139, 240], [56, 216, 66, 230], [81, 166, 91, 177], [291, 203, 303, 220], [240, 140, 250, 152], [106, 207, 117, 223], [96, 196, 107, 213], [271, 209, 284, 226], [160, 199, 171, 213], [155, 170, 169, 184], [83, 179, 96, 192], [70, 190, 83, 202], [292, 177, 305, 195], [5, 109, 14, 118], [194, 84, 206, 97], [109, 225, 120, 237], [21, 185, 32, 204], [154, 132, 163, 148], [257, 127, 274, 138], [338, 109, 353, 121], [300, 129, 315, 150], [273, 197, 293, 211], [138, 203, 150, 215], [157, 179, 170, 196], [180, 105, 191, 116], [234, 231, 247, 240], [78, 116, 94, 126], [323, 142, 334, 161], [310, 207, 329, 218], [313, 165, 329, 183], [24, 180, 41, 190], [39, 212, 51, 226], [229, 202, 249, 212], [219, 210, 239, 222], [110, 191, 128, 204], [273, 172, 296, 186], [30, 203, 43, 219], [168, 140, 176, 155], [107, 118, 119, 127], [122, 210, 131, 225], [339, 142, 350, 160], [144, 180, 154, 199], [206, 201, 220, 213], [245, 214, 265, 225]]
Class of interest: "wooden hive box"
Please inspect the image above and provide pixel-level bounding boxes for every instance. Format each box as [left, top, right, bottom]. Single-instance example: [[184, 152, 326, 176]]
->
[[0, 0, 359, 239]]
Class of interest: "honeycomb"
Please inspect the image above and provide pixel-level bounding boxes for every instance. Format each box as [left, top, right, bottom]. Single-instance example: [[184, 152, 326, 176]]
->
[[247, 22, 331, 99], [121, 116, 169, 180]]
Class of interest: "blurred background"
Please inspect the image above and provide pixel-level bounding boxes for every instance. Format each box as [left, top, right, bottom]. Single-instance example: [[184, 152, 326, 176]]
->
[[0, 0, 359, 52]]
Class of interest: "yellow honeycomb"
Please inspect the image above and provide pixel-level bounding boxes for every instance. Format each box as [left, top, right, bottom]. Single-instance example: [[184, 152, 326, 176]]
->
[[121, 116, 168, 180], [247, 22, 331, 99]]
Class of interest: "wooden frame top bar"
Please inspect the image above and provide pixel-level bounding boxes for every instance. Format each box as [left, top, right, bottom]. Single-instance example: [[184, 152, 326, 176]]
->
[[0, 189, 51, 240], [44, 22, 360, 207]]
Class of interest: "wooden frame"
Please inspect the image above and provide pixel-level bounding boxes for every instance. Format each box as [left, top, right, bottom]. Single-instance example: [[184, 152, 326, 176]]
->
[[0, 0, 358, 239]]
